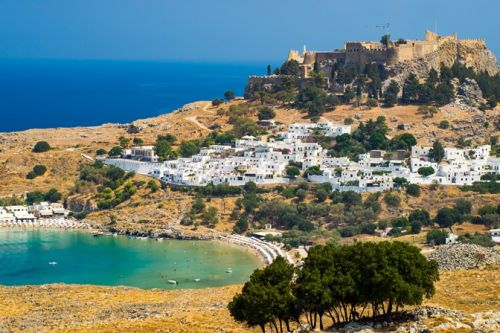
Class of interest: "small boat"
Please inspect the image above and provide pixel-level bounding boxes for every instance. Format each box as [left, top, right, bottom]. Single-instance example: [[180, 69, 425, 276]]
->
[[138, 236, 148, 240], [194, 278, 201, 282], [48, 261, 58, 265], [226, 268, 233, 273], [168, 280, 178, 285]]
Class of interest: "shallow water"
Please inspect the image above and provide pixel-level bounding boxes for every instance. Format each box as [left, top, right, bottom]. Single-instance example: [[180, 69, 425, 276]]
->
[[0, 229, 260, 289]]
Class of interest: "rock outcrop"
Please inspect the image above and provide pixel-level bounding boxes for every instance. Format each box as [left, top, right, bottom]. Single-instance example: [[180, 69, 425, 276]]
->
[[427, 243, 500, 270]]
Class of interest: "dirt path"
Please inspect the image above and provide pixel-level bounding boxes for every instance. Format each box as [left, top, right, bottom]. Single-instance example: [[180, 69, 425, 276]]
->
[[185, 102, 212, 131]]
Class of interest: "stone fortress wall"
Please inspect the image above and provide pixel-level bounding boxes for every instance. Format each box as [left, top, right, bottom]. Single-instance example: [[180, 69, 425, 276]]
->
[[286, 30, 494, 76]]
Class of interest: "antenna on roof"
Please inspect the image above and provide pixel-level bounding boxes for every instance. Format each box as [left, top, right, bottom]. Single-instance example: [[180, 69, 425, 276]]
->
[[376, 23, 391, 37]]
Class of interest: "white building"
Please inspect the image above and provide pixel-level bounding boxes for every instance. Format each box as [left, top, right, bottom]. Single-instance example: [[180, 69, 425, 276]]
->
[[101, 122, 499, 191]]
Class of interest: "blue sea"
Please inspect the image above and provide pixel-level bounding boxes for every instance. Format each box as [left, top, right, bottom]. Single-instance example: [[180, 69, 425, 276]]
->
[[0, 59, 267, 132]]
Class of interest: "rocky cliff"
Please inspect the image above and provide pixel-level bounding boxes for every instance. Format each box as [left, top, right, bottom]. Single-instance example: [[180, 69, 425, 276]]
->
[[387, 39, 499, 89]]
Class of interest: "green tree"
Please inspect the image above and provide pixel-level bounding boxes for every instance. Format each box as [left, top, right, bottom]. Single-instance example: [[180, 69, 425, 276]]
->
[[380, 34, 391, 47], [147, 179, 159, 192], [258, 106, 276, 120], [108, 146, 123, 157], [154, 139, 177, 161], [286, 166, 300, 179], [431, 140, 445, 162], [44, 188, 62, 202], [418, 166, 435, 177], [409, 209, 432, 226], [406, 184, 421, 197], [191, 197, 206, 215], [233, 216, 249, 234], [96, 149, 107, 156], [179, 140, 201, 157], [33, 165, 47, 176], [435, 207, 461, 228], [295, 189, 307, 202], [118, 136, 131, 148], [384, 192, 401, 207], [228, 257, 295, 333], [132, 137, 144, 146], [202, 206, 219, 226], [454, 199, 472, 216], [212, 98, 224, 107], [426, 229, 448, 245], [32, 141, 51, 153], [224, 90, 235, 101], [402, 73, 420, 104], [280, 60, 300, 76], [267, 64, 272, 76], [384, 80, 400, 107]]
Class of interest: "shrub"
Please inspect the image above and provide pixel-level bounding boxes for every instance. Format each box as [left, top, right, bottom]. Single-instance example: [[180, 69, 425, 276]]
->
[[426, 229, 448, 245], [26, 171, 37, 179], [32, 141, 51, 153], [406, 184, 421, 197], [96, 149, 107, 156], [438, 120, 450, 129], [409, 209, 432, 226], [344, 117, 354, 125], [435, 207, 462, 228], [108, 146, 123, 157], [257, 106, 276, 120], [212, 98, 224, 107], [33, 165, 47, 176], [418, 166, 435, 177], [458, 233, 495, 247], [286, 166, 301, 179], [384, 192, 401, 207]]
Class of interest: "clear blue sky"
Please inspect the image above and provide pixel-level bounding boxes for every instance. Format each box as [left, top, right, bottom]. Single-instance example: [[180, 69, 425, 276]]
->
[[1, 0, 498, 62]]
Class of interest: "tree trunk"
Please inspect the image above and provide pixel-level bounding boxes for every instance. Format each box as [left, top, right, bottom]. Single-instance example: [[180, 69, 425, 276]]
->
[[259, 323, 266, 333], [319, 312, 324, 331], [279, 319, 283, 333], [272, 320, 279, 333]]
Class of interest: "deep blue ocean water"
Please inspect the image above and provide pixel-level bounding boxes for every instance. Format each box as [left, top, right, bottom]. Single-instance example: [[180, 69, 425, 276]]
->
[[0, 59, 266, 132]]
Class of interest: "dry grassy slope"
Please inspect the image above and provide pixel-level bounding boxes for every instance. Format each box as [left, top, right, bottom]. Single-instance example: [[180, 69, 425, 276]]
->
[[0, 266, 498, 333]]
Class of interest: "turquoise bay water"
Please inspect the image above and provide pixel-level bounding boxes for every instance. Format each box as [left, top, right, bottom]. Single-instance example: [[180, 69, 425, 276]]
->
[[0, 229, 260, 289]]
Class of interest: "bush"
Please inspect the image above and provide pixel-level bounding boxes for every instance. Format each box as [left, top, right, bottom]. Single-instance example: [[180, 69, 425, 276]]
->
[[212, 98, 224, 107], [286, 166, 301, 179], [426, 229, 448, 245], [257, 106, 276, 120], [438, 120, 450, 129], [32, 141, 51, 153], [344, 117, 354, 125], [108, 146, 123, 157], [33, 165, 47, 176], [384, 192, 401, 207], [409, 209, 432, 226], [454, 199, 472, 215], [411, 221, 422, 234], [435, 207, 462, 228], [458, 233, 495, 247], [406, 184, 421, 197], [26, 171, 37, 179], [418, 166, 435, 177], [96, 149, 107, 156]]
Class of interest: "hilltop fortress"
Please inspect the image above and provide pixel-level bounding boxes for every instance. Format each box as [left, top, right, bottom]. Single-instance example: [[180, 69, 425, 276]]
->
[[245, 30, 499, 97]]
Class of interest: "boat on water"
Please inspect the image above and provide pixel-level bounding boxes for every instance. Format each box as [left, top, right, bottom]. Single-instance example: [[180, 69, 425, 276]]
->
[[226, 268, 233, 273], [168, 280, 177, 285], [194, 278, 201, 282], [48, 261, 57, 265], [91, 231, 104, 237], [138, 236, 148, 240]]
